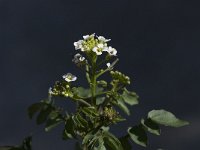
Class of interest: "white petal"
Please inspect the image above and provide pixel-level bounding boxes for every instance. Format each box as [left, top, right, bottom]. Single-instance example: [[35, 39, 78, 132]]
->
[[48, 87, 53, 94], [83, 33, 95, 40], [72, 53, 85, 63], [83, 35, 89, 39], [65, 78, 72, 82], [74, 53, 81, 57], [106, 63, 111, 67], [90, 33, 95, 37], [92, 47, 102, 55], [79, 56, 85, 61], [71, 76, 77, 81], [92, 47, 98, 53], [62, 73, 77, 82], [98, 36, 111, 42], [96, 51, 102, 55], [73, 40, 83, 50], [97, 43, 104, 48], [107, 46, 117, 56], [102, 47, 108, 52], [81, 47, 85, 51]]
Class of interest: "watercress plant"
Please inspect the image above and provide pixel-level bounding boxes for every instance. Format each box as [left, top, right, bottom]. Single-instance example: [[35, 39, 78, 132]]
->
[[28, 34, 189, 150]]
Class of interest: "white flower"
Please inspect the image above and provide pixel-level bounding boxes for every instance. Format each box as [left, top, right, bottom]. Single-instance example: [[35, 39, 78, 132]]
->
[[92, 47, 102, 55], [107, 46, 117, 56], [74, 40, 83, 50], [72, 53, 85, 64], [48, 87, 53, 95], [98, 36, 111, 42], [79, 56, 85, 61], [83, 33, 95, 40], [92, 43, 107, 55], [62, 73, 77, 82], [106, 63, 111, 68], [83, 35, 89, 40]]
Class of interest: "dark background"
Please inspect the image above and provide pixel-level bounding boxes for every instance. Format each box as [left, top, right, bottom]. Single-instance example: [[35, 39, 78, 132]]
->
[[0, 0, 199, 149]]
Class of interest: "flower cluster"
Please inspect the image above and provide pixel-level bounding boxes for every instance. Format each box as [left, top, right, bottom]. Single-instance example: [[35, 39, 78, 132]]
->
[[73, 33, 117, 56], [103, 106, 120, 123], [49, 81, 71, 97], [110, 71, 130, 85], [72, 53, 85, 65], [49, 73, 77, 97]]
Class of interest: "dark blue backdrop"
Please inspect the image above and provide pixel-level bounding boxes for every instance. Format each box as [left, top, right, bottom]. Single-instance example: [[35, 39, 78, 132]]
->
[[0, 0, 199, 149]]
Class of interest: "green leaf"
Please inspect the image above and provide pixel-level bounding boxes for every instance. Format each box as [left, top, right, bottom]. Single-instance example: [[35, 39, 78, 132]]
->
[[81, 107, 99, 118], [128, 125, 147, 147], [141, 118, 160, 135], [73, 87, 91, 98], [96, 87, 104, 94], [76, 114, 88, 127], [82, 133, 96, 146], [45, 118, 63, 132], [72, 86, 103, 100], [64, 117, 76, 138], [28, 103, 44, 119], [114, 97, 130, 115], [36, 106, 53, 125], [119, 136, 132, 150], [82, 134, 93, 145], [72, 114, 88, 129], [121, 89, 139, 106], [148, 109, 189, 127], [103, 131, 123, 150], [48, 111, 59, 120], [114, 116, 126, 123], [62, 129, 73, 140], [96, 97, 105, 105]]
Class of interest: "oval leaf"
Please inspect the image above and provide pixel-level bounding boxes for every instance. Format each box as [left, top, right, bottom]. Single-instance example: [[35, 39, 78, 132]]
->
[[103, 131, 123, 150], [141, 118, 160, 135], [114, 98, 130, 115], [127, 125, 147, 147], [28, 102, 44, 119], [148, 109, 189, 127], [73, 87, 91, 98], [45, 118, 63, 132], [36, 106, 53, 125], [121, 89, 139, 106], [119, 136, 132, 150]]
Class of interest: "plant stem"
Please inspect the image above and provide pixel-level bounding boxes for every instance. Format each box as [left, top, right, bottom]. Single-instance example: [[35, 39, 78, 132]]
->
[[85, 62, 91, 83], [96, 58, 119, 78], [91, 73, 96, 106], [91, 55, 97, 106], [83, 144, 88, 150]]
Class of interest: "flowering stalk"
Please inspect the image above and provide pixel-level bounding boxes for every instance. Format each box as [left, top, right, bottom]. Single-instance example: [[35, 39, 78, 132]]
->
[[90, 54, 97, 106], [28, 33, 189, 150]]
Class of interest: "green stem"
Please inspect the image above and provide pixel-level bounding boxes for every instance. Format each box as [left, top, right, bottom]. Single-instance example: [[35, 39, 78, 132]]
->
[[85, 62, 91, 83], [91, 73, 96, 105], [91, 55, 97, 105], [72, 97, 91, 107], [96, 58, 119, 79], [95, 91, 110, 97], [83, 144, 88, 150]]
